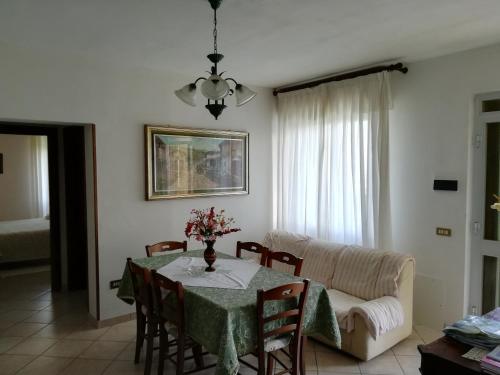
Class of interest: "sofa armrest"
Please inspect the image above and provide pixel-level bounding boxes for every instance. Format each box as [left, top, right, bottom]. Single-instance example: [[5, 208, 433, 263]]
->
[[397, 261, 414, 332]]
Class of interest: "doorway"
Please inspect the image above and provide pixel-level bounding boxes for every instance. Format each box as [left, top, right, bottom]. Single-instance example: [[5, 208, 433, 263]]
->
[[469, 92, 500, 315], [0, 122, 98, 319]]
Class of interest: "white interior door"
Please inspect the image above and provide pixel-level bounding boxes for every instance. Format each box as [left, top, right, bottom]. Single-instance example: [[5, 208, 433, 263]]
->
[[470, 92, 500, 315]]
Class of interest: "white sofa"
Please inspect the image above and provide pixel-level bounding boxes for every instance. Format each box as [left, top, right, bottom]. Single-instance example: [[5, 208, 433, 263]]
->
[[263, 230, 415, 361]]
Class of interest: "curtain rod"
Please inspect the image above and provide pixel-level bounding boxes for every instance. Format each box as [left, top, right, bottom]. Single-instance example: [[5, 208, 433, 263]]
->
[[272, 62, 408, 96]]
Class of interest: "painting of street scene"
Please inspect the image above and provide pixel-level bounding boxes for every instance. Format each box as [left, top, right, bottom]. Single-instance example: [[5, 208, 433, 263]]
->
[[146, 126, 248, 199]]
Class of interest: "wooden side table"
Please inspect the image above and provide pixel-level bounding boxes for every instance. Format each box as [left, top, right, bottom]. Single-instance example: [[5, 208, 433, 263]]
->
[[418, 336, 482, 374]]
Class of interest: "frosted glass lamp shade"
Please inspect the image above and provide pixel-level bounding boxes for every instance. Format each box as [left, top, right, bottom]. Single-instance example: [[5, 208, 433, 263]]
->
[[235, 84, 256, 106], [201, 74, 230, 100], [175, 84, 197, 106]]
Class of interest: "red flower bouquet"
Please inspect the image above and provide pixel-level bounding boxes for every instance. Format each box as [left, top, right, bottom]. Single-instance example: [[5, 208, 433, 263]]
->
[[185, 207, 240, 271], [185, 207, 241, 242]]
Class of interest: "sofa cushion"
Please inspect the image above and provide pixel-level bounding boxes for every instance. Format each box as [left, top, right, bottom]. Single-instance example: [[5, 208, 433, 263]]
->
[[331, 246, 386, 300], [327, 289, 366, 330], [263, 230, 310, 257], [263, 230, 311, 274], [301, 239, 346, 287]]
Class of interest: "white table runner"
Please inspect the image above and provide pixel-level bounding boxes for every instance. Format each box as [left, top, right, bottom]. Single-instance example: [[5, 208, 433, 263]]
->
[[156, 256, 260, 289]]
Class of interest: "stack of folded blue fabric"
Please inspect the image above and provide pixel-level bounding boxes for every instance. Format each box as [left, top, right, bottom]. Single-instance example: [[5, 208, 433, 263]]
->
[[444, 308, 500, 349]]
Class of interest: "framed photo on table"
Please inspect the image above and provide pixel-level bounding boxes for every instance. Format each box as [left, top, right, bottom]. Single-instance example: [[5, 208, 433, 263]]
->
[[145, 125, 249, 200]]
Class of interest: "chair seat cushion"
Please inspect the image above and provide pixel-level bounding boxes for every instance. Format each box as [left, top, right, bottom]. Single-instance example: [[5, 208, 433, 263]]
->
[[264, 335, 292, 352], [164, 321, 179, 337]]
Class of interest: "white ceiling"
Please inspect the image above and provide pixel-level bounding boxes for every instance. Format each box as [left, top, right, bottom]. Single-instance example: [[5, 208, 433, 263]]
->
[[1, 0, 500, 87]]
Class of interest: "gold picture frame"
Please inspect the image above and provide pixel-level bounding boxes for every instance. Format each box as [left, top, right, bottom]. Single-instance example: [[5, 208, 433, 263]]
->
[[145, 125, 249, 200]]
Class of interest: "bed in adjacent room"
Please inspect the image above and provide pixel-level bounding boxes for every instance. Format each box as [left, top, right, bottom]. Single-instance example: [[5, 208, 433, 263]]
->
[[0, 217, 50, 266]]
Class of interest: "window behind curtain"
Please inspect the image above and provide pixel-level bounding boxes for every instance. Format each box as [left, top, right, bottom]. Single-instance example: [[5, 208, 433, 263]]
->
[[273, 72, 390, 247]]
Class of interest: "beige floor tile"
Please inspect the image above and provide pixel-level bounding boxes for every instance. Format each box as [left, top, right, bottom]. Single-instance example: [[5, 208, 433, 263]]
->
[[395, 355, 420, 375], [391, 339, 423, 356], [358, 352, 403, 375], [55, 313, 92, 326], [60, 358, 112, 375], [65, 325, 110, 340], [239, 353, 258, 368], [0, 321, 15, 330], [407, 330, 421, 341], [7, 337, 58, 355], [314, 340, 337, 353], [304, 338, 316, 352], [0, 337, 25, 354], [316, 351, 360, 374], [116, 342, 140, 361], [7, 300, 52, 311], [33, 293, 54, 303], [120, 319, 136, 327], [304, 351, 317, 369], [80, 341, 129, 360], [98, 323, 136, 342], [17, 356, 72, 375], [0, 323, 47, 337], [0, 310, 35, 323], [32, 322, 80, 339], [102, 360, 147, 375], [0, 354, 36, 374], [44, 339, 94, 358], [413, 325, 443, 344], [23, 310, 60, 324]]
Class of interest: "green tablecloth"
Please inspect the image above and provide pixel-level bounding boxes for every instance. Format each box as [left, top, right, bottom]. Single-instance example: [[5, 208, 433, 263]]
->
[[117, 250, 340, 375]]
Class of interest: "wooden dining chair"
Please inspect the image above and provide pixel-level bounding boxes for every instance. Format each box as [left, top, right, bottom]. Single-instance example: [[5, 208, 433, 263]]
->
[[236, 241, 268, 266], [257, 280, 310, 375], [127, 258, 158, 375], [151, 270, 216, 375], [266, 251, 304, 277], [145, 240, 188, 257]]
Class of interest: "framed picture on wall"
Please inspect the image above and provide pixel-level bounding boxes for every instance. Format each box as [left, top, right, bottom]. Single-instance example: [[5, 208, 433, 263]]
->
[[145, 125, 249, 200]]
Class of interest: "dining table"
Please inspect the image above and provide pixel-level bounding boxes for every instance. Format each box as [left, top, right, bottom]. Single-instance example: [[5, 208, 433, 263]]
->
[[117, 249, 341, 375]]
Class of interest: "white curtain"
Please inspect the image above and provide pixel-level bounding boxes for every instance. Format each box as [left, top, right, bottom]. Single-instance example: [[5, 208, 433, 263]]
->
[[273, 72, 391, 248], [30, 136, 50, 218]]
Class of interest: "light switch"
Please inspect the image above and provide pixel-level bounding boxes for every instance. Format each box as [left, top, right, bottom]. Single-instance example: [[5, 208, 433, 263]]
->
[[436, 227, 452, 237]]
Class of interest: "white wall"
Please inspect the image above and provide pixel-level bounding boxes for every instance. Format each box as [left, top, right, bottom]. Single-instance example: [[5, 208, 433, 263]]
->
[[387, 43, 500, 329], [0, 42, 273, 320], [0, 134, 35, 221]]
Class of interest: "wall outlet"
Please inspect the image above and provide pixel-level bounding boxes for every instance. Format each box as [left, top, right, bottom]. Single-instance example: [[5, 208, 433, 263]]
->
[[436, 227, 452, 237], [109, 279, 121, 289]]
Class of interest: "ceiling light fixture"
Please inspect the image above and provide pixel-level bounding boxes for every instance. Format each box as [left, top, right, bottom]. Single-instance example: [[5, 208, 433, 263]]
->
[[175, 0, 256, 120]]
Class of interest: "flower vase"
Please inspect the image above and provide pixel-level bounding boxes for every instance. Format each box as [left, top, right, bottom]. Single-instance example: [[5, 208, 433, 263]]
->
[[203, 240, 217, 272]]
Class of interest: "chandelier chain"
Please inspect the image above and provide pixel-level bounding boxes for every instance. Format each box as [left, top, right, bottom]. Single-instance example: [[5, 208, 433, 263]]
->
[[213, 7, 217, 56]]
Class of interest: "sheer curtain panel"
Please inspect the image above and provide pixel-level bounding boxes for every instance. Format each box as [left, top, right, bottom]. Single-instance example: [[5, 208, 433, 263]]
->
[[30, 136, 50, 218], [274, 72, 391, 248]]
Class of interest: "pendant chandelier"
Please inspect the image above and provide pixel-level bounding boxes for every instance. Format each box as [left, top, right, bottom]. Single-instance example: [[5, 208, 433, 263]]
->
[[175, 0, 256, 120]]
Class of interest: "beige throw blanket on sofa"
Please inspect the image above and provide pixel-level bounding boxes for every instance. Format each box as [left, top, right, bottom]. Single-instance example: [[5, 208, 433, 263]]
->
[[332, 246, 414, 338], [345, 296, 405, 338]]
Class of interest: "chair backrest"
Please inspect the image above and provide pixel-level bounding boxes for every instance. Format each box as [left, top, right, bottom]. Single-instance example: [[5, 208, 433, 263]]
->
[[145, 240, 188, 257], [127, 258, 154, 314], [151, 270, 185, 331], [267, 251, 304, 277], [257, 280, 310, 358], [236, 241, 268, 266]]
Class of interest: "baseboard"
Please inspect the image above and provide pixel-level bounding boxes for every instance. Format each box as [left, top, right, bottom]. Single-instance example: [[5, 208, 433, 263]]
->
[[0, 258, 50, 270], [89, 312, 137, 328]]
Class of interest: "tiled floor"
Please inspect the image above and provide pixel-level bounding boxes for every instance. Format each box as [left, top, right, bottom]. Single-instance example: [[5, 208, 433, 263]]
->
[[0, 270, 444, 375]]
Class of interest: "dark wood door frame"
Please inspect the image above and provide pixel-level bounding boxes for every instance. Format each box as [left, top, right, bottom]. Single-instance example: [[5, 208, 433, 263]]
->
[[0, 122, 100, 319]]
